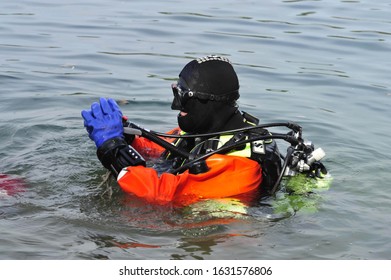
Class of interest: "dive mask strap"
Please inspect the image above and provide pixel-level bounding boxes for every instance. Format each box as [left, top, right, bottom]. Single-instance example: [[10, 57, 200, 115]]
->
[[193, 90, 239, 103]]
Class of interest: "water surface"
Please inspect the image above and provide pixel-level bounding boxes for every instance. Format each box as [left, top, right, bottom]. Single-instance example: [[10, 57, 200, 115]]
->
[[1, 0, 390, 260]]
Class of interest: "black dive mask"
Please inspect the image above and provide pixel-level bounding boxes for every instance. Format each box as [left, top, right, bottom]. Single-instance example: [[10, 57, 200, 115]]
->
[[171, 81, 193, 111]]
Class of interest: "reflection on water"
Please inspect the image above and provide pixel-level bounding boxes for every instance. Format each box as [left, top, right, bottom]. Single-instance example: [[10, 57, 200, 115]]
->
[[1, 0, 391, 259]]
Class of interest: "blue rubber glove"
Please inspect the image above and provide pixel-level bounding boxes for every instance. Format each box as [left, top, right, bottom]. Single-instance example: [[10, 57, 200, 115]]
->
[[81, 98, 124, 148]]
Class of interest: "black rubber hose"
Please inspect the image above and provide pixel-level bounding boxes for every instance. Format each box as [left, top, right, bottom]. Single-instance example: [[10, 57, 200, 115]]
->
[[124, 122, 300, 179], [150, 122, 302, 139], [171, 133, 298, 174], [269, 146, 295, 195], [124, 125, 191, 159]]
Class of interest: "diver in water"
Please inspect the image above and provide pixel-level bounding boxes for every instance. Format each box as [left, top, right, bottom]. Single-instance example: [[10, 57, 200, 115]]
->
[[82, 55, 326, 206]]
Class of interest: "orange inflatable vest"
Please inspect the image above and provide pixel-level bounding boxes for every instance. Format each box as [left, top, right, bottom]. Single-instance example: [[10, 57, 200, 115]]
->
[[117, 128, 263, 205]]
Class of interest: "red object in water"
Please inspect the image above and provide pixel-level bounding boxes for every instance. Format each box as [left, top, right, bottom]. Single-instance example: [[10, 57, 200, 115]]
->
[[0, 174, 27, 196]]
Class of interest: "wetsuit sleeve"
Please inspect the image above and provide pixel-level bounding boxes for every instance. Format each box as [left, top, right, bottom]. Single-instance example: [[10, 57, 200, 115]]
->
[[97, 137, 146, 177], [116, 154, 263, 206], [130, 127, 181, 159]]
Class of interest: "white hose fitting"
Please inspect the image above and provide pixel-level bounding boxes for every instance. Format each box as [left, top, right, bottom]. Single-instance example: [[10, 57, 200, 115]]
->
[[307, 148, 326, 165]]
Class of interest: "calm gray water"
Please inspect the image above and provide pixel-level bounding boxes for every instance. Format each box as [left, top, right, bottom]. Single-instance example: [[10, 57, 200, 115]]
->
[[1, 0, 390, 260]]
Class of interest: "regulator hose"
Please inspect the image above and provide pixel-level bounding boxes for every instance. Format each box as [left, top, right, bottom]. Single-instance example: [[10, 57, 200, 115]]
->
[[123, 125, 191, 159], [124, 122, 300, 164], [124, 122, 302, 190], [270, 146, 295, 195], [170, 133, 299, 175], [149, 122, 302, 139], [121, 119, 328, 197]]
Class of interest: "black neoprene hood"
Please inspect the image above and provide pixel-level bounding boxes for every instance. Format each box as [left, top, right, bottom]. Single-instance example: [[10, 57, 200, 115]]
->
[[174, 55, 241, 134], [179, 55, 240, 99]]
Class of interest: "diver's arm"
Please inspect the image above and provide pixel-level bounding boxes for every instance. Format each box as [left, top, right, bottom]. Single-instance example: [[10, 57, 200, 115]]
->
[[81, 98, 146, 176], [97, 137, 145, 176]]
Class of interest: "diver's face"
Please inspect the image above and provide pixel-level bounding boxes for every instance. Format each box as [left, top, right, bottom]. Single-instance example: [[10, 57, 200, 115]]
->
[[170, 77, 233, 134], [176, 98, 211, 133], [170, 80, 207, 133]]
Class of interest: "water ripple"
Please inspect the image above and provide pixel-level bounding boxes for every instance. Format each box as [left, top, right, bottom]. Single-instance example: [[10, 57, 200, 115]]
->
[[1, 0, 391, 260]]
